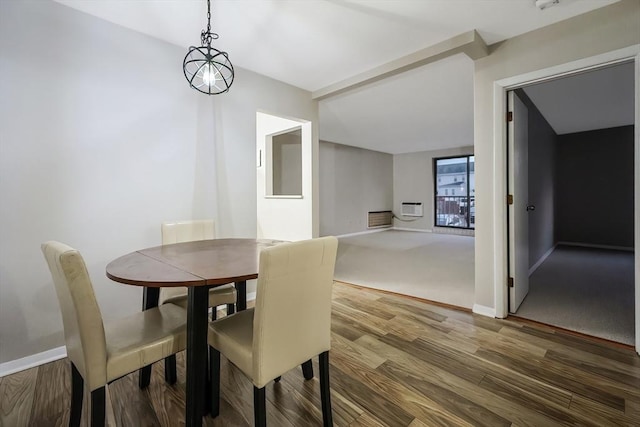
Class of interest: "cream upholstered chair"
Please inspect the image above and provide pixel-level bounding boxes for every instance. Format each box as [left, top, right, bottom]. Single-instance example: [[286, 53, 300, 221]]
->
[[41, 241, 187, 427], [160, 219, 237, 384], [159, 219, 237, 317], [208, 236, 338, 427]]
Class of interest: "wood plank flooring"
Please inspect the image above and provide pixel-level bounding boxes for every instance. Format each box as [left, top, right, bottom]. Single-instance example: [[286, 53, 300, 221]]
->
[[1, 282, 639, 426]]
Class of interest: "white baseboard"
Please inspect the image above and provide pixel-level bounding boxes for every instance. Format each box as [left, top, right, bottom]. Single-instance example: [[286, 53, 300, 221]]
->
[[473, 304, 496, 318], [529, 244, 557, 276], [557, 241, 634, 252], [392, 227, 432, 233], [335, 228, 388, 238], [0, 345, 67, 378]]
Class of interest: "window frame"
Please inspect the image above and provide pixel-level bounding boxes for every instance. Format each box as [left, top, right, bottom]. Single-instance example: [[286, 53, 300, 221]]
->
[[433, 154, 475, 230]]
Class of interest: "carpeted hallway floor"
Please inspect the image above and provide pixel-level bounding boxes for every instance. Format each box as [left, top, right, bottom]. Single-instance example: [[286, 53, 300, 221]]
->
[[515, 245, 635, 345], [335, 232, 635, 346], [334, 230, 475, 309]]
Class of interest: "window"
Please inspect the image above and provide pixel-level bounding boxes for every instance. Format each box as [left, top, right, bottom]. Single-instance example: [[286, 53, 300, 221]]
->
[[434, 155, 475, 229]]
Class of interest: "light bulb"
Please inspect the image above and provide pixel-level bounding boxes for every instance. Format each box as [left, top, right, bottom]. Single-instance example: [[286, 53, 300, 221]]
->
[[201, 62, 219, 87]]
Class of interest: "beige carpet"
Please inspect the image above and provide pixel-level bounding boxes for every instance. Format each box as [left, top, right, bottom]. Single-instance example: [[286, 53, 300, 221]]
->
[[515, 245, 635, 345], [334, 230, 475, 309]]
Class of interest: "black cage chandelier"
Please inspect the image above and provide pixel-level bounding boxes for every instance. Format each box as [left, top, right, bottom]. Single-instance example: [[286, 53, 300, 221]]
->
[[183, 0, 234, 95]]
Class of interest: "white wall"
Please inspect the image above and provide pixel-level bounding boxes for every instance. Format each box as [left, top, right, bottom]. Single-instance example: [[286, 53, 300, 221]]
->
[[257, 113, 315, 241], [210, 84, 317, 240], [473, 0, 640, 315], [319, 141, 393, 236], [0, 0, 317, 365], [393, 147, 473, 231]]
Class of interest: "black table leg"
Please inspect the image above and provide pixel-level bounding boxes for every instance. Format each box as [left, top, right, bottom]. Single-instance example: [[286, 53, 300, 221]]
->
[[186, 286, 209, 427], [139, 287, 159, 389], [235, 280, 247, 311]]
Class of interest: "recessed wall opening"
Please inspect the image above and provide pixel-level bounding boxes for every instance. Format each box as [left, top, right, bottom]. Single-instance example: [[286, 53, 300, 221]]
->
[[265, 127, 302, 197]]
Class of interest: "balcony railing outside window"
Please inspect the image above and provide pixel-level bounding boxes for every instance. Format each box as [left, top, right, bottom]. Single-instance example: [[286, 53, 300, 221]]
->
[[435, 196, 475, 228]]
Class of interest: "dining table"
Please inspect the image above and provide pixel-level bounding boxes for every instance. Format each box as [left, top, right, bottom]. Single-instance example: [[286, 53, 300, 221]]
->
[[105, 238, 282, 427]]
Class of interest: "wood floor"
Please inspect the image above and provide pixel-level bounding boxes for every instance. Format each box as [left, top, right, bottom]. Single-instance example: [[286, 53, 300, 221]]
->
[[2, 282, 639, 426]]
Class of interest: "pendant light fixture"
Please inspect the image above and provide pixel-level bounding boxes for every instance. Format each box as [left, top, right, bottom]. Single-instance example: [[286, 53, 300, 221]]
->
[[183, 0, 234, 95]]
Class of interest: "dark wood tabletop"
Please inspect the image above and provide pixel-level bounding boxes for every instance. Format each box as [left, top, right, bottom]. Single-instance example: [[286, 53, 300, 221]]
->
[[106, 238, 282, 286], [105, 238, 282, 427]]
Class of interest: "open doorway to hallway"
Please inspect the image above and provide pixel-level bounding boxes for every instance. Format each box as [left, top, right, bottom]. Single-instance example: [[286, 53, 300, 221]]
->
[[507, 62, 635, 345]]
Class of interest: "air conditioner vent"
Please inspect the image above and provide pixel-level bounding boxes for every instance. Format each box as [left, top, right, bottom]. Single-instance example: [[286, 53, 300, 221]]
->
[[401, 202, 423, 217], [367, 211, 393, 228]]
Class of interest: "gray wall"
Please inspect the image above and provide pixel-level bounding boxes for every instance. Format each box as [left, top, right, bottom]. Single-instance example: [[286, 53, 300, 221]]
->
[[319, 141, 393, 236], [516, 90, 558, 268], [0, 0, 316, 364], [393, 146, 474, 231], [555, 125, 634, 248]]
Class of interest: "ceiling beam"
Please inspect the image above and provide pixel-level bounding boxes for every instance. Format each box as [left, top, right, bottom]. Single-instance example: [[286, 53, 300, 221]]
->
[[312, 30, 488, 101]]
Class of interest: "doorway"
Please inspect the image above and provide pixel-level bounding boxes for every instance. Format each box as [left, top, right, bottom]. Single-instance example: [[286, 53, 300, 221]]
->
[[256, 111, 316, 241], [506, 62, 636, 345], [493, 46, 640, 354]]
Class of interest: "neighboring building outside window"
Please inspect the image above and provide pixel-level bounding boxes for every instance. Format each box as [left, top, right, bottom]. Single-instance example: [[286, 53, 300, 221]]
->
[[434, 155, 475, 229]]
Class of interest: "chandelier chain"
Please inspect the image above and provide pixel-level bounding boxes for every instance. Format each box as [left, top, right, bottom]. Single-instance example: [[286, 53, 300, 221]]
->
[[207, 0, 211, 36], [201, 0, 218, 47]]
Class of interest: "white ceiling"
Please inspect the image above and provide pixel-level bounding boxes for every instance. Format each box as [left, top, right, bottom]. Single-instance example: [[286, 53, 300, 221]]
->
[[55, 0, 621, 154], [523, 61, 635, 135], [319, 53, 474, 154]]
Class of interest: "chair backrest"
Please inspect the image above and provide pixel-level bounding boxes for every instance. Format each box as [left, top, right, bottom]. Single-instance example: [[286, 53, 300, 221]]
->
[[41, 241, 107, 390], [159, 220, 216, 304], [252, 236, 338, 387], [161, 219, 215, 245]]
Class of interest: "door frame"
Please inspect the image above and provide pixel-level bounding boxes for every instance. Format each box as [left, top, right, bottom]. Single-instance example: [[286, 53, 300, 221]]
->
[[491, 45, 640, 354]]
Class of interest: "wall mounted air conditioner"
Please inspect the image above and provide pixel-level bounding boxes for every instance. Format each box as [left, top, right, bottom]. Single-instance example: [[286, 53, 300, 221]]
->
[[401, 202, 423, 217]]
